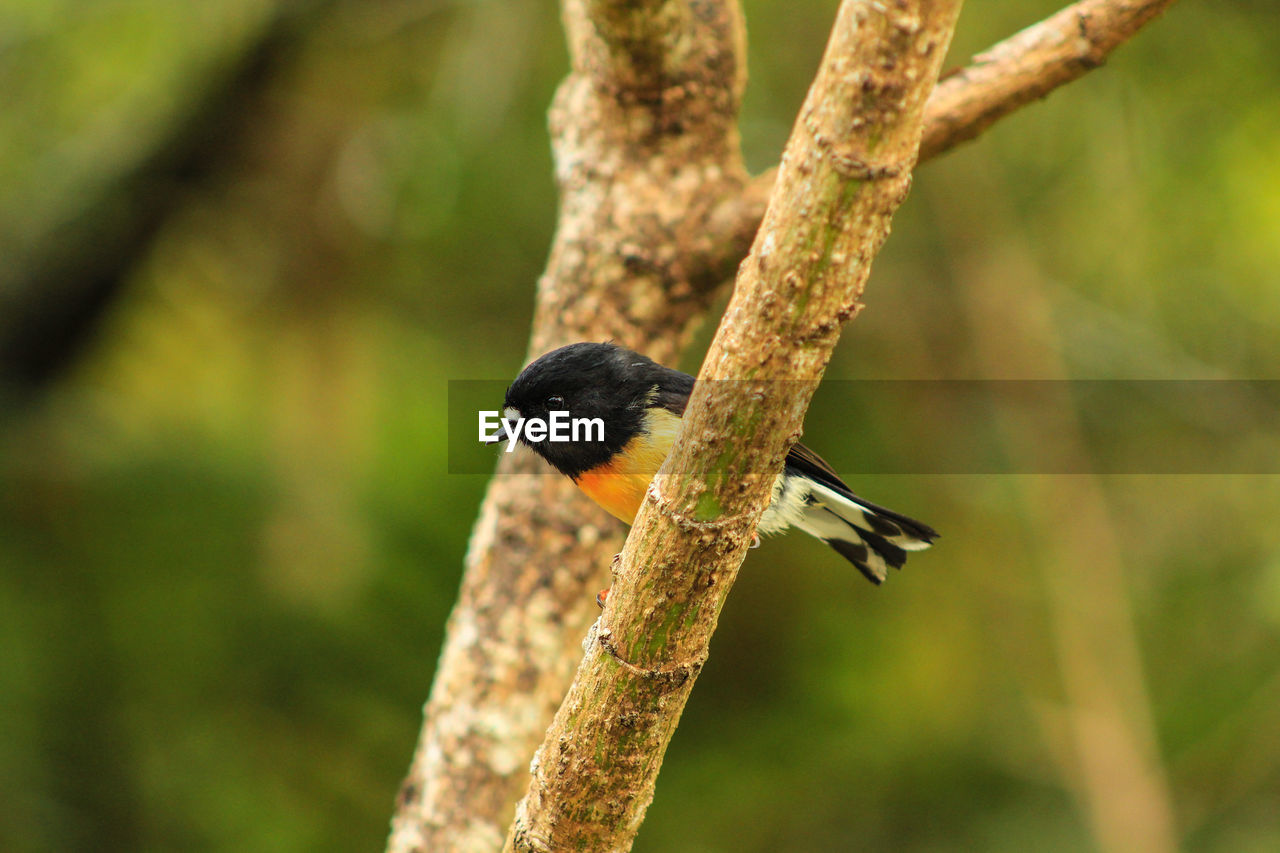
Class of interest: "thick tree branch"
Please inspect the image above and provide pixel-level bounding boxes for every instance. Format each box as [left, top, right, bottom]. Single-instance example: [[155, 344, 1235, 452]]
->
[[504, 1, 963, 850], [386, 2, 751, 851], [707, 0, 1176, 277]]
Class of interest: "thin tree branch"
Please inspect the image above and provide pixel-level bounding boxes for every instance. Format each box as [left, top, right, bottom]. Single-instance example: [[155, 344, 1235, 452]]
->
[[705, 0, 1177, 281], [918, 0, 1177, 160], [504, 1, 963, 850]]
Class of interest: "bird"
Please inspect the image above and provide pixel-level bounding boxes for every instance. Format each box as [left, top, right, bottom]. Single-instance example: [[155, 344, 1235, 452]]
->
[[489, 341, 937, 592]]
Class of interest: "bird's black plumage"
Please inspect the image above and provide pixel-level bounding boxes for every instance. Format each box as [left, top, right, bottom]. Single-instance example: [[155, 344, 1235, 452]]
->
[[502, 342, 689, 479], [500, 341, 937, 583]]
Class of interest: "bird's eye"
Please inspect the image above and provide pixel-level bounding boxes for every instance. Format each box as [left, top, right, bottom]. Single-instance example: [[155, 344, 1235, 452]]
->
[[546, 395, 564, 409]]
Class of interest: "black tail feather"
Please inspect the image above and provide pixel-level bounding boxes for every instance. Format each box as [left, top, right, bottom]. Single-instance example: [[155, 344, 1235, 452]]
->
[[823, 519, 911, 585], [825, 537, 884, 585]]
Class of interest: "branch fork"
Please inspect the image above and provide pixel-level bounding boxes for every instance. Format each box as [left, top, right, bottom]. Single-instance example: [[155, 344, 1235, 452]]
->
[[387, 2, 1179, 850]]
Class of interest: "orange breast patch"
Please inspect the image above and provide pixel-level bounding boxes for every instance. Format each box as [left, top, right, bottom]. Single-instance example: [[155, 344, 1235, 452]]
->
[[572, 408, 681, 524], [575, 462, 651, 524]]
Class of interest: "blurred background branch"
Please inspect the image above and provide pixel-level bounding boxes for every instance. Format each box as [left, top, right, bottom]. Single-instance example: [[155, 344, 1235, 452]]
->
[[0, 0, 332, 394]]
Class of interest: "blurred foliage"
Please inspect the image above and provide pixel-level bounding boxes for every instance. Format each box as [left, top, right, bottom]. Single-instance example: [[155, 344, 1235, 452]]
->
[[2, 0, 1279, 851]]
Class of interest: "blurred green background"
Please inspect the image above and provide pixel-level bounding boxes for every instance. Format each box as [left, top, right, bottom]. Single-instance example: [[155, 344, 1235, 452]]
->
[[3, 0, 1279, 850]]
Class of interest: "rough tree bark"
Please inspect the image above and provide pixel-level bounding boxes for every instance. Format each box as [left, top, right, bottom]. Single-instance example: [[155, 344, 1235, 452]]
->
[[504, 0, 963, 848], [387, 2, 755, 850], [387, 1, 1177, 850]]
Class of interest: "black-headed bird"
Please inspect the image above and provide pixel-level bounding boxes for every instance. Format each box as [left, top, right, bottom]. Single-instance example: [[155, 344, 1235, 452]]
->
[[490, 342, 936, 588]]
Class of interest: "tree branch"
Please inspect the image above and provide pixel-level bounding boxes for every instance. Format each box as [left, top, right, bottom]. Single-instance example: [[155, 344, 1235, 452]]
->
[[707, 0, 1177, 276], [504, 1, 963, 850], [389, 0, 1180, 848], [386, 2, 752, 850], [918, 0, 1177, 161]]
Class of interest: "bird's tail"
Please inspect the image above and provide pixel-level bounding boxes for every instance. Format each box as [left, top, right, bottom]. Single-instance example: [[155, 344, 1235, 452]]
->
[[794, 483, 938, 584]]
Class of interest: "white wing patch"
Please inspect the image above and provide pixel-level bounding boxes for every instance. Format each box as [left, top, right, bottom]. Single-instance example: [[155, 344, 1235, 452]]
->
[[757, 473, 934, 584]]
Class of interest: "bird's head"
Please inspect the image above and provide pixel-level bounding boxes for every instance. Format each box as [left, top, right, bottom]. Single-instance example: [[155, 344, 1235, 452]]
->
[[498, 342, 663, 477]]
